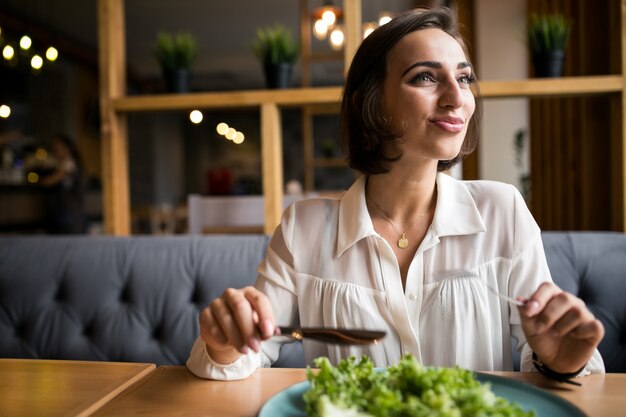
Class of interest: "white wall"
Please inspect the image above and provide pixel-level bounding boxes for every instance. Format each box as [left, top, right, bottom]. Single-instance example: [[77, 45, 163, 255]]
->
[[475, 0, 529, 191]]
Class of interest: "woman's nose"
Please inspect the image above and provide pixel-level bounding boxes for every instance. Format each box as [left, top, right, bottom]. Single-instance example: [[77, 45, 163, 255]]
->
[[437, 79, 463, 109]]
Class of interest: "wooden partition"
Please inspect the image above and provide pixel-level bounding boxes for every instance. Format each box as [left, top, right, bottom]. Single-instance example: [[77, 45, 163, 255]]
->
[[527, 0, 626, 231], [97, 0, 626, 235]]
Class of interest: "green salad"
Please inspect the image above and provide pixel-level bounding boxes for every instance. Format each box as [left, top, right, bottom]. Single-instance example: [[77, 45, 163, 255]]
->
[[303, 355, 536, 417]]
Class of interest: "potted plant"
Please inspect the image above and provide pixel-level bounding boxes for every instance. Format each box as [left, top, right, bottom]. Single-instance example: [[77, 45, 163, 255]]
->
[[154, 32, 198, 93], [253, 25, 299, 89], [528, 13, 572, 78]]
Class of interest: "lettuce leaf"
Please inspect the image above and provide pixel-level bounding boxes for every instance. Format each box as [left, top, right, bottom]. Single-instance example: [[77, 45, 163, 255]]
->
[[303, 355, 536, 417]]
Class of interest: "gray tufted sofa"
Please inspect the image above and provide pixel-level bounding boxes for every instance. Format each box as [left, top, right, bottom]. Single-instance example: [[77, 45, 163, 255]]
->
[[0, 232, 624, 372]]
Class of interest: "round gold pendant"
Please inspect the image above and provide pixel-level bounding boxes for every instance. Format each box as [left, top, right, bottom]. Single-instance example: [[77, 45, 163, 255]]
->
[[397, 235, 409, 249]]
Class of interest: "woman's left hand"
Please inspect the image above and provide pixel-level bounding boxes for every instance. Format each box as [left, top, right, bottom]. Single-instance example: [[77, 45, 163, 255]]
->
[[519, 282, 604, 373]]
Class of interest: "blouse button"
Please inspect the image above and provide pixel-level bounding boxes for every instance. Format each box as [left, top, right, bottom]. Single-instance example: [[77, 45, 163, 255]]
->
[[408, 293, 418, 301]]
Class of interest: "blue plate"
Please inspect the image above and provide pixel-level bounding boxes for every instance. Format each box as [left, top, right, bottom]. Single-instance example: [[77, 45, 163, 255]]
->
[[258, 373, 585, 417]]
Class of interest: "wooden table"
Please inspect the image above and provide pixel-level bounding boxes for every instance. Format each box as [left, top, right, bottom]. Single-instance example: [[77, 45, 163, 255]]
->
[[92, 367, 626, 417], [0, 358, 155, 417]]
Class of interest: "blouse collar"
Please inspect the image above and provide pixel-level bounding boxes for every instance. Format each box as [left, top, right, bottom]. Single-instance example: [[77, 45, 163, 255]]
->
[[336, 172, 486, 257]]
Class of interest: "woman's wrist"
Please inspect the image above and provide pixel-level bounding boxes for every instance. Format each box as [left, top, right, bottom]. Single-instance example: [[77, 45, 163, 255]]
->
[[532, 352, 586, 386]]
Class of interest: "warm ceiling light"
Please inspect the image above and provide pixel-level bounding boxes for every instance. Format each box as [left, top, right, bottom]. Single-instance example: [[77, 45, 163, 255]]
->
[[378, 12, 393, 26], [189, 110, 203, 124], [329, 27, 344, 50], [3, 45, 14, 60], [31, 55, 43, 69], [0, 104, 11, 118], [321, 8, 336, 26], [363, 22, 377, 39], [233, 132, 245, 144], [312, 1, 342, 35], [46, 47, 59, 61], [20, 35, 32, 50], [216, 122, 229, 135], [225, 128, 237, 140], [313, 19, 328, 40]]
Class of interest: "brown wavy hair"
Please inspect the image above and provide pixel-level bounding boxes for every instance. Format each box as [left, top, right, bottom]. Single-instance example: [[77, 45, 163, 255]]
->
[[340, 7, 481, 174]]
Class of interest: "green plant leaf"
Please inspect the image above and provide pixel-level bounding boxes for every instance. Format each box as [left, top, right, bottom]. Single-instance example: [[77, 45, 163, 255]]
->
[[528, 13, 572, 53], [252, 25, 299, 65], [154, 32, 198, 69]]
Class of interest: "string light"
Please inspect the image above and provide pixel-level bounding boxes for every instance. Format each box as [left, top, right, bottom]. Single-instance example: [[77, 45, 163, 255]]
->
[[233, 132, 245, 144], [225, 128, 237, 140], [1, 30, 59, 71], [189, 110, 203, 124], [3, 45, 15, 60], [31, 55, 43, 70], [216, 122, 229, 135], [215, 122, 245, 145], [0, 104, 11, 118], [46, 47, 58, 61], [19, 35, 32, 50]]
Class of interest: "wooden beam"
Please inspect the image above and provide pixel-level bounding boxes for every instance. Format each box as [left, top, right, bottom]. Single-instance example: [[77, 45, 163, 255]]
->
[[110, 77, 620, 114], [261, 103, 284, 235], [112, 87, 343, 112], [620, 0, 626, 230], [98, 0, 130, 235], [478, 75, 622, 98], [343, 0, 362, 73]]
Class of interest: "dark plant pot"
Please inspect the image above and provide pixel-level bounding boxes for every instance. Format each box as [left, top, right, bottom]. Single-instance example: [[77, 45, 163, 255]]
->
[[263, 63, 293, 89], [163, 68, 191, 93], [532, 50, 565, 78]]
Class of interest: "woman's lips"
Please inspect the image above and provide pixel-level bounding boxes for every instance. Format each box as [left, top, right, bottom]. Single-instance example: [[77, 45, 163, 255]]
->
[[429, 116, 465, 133]]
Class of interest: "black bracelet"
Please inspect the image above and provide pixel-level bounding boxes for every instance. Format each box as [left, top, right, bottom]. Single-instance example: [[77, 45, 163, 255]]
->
[[532, 352, 585, 386]]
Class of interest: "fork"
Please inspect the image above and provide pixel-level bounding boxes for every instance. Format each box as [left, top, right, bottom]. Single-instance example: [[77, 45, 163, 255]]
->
[[277, 326, 386, 345], [484, 281, 526, 307]]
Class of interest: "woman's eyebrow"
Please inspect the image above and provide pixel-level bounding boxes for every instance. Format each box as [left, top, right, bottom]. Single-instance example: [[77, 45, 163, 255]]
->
[[401, 61, 473, 77]]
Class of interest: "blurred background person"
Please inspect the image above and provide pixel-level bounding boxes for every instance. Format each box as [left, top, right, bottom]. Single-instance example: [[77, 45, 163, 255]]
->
[[40, 134, 87, 234]]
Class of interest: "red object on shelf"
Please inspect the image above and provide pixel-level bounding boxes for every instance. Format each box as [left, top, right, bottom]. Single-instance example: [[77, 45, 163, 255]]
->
[[206, 168, 232, 195]]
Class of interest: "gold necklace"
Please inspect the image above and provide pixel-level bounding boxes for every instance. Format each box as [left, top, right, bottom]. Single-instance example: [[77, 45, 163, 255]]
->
[[366, 195, 434, 249]]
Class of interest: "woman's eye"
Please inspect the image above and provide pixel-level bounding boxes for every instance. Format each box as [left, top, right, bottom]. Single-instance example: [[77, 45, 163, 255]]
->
[[458, 74, 476, 85], [410, 72, 436, 84]]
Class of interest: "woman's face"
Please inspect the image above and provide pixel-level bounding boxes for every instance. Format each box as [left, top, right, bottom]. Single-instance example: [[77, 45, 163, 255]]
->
[[381, 28, 476, 166]]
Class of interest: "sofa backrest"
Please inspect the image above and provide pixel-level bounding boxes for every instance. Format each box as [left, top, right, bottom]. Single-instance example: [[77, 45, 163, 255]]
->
[[0, 235, 270, 365], [541, 232, 626, 373], [0, 232, 624, 372]]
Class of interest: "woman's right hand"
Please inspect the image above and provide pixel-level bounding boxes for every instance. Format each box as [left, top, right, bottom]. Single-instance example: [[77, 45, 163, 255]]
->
[[198, 286, 276, 364]]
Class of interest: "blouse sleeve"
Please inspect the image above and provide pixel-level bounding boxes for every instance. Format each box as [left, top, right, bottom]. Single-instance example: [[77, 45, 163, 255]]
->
[[186, 205, 300, 380], [507, 187, 605, 374]]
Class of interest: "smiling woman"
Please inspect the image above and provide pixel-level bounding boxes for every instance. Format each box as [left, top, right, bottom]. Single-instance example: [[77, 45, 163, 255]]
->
[[187, 7, 605, 382]]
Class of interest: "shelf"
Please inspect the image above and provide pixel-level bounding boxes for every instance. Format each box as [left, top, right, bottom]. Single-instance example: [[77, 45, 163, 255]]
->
[[112, 87, 342, 112], [111, 76, 622, 114], [478, 75, 622, 98]]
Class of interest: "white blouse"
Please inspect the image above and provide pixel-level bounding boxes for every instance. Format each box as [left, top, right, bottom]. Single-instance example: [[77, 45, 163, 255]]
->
[[187, 173, 604, 380]]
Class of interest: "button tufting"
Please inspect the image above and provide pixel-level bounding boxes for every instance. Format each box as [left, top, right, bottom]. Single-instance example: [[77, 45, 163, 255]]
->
[[120, 285, 131, 303], [152, 325, 163, 340], [190, 285, 203, 304], [54, 283, 66, 302]]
